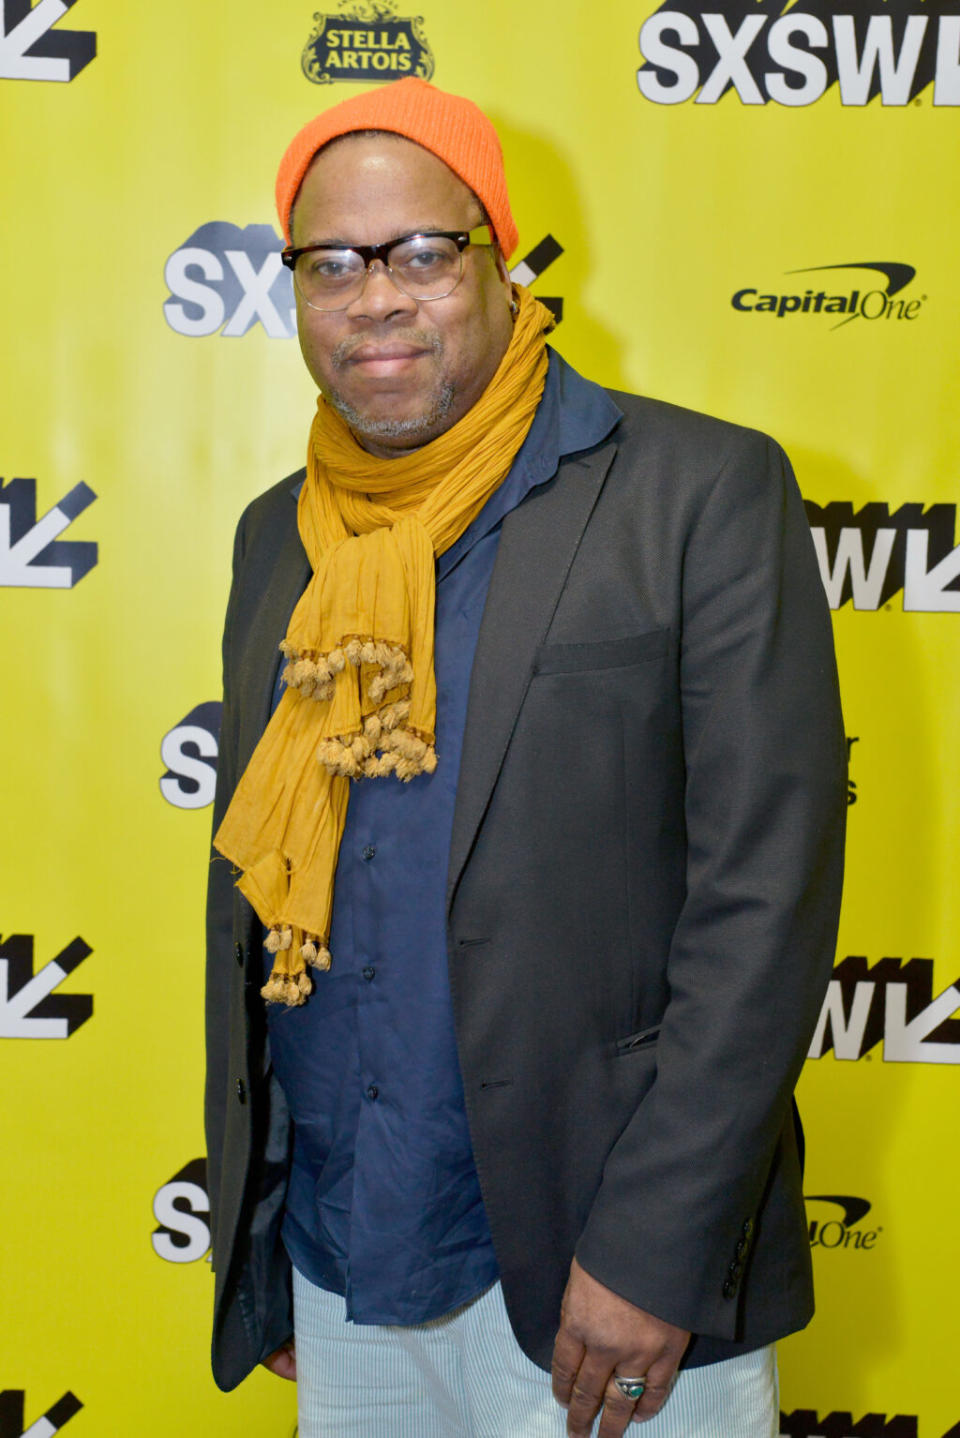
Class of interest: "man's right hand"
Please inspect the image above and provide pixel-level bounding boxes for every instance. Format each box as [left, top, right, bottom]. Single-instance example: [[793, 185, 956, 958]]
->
[[262, 1339, 297, 1382]]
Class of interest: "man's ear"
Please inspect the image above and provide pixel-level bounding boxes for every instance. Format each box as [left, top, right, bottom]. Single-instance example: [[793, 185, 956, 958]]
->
[[493, 246, 512, 291]]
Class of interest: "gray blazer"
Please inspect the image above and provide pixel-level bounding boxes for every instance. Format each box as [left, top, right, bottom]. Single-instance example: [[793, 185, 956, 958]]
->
[[205, 385, 846, 1391]]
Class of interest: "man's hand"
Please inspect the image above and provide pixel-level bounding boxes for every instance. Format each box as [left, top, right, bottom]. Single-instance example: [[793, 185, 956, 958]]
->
[[551, 1257, 690, 1436], [261, 1338, 297, 1382]]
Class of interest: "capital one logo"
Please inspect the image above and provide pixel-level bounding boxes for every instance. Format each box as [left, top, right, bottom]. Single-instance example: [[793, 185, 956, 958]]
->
[[152, 1158, 210, 1263], [732, 262, 925, 331], [0, 1390, 83, 1437], [805, 501, 960, 613], [808, 956, 960, 1064], [805, 1194, 881, 1252], [163, 223, 295, 338], [637, 5, 960, 107], [160, 702, 221, 809]]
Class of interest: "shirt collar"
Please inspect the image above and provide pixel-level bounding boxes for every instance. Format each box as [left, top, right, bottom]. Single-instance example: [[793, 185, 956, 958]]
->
[[437, 348, 622, 577]]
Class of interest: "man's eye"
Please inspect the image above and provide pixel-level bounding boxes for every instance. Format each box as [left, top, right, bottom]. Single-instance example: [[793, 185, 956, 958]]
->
[[307, 255, 355, 280], [403, 247, 446, 270]]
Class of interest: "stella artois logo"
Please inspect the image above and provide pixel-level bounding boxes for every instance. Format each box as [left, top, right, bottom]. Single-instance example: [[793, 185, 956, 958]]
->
[[302, 1, 435, 85]]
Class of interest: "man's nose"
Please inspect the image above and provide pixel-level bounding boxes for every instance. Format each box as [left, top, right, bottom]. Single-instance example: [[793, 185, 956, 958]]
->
[[347, 258, 418, 319]]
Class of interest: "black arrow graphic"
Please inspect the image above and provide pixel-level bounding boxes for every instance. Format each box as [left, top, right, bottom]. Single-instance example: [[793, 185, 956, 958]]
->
[[0, 0, 96, 83], [509, 234, 564, 324], [0, 476, 98, 587], [780, 1414, 919, 1438], [0, 933, 93, 1038], [0, 1390, 83, 1437]]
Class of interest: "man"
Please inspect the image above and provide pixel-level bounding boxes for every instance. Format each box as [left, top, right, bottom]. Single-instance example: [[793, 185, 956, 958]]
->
[[205, 77, 846, 1438]]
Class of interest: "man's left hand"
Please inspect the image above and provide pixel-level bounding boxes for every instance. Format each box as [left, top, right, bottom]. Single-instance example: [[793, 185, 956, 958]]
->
[[551, 1257, 690, 1436]]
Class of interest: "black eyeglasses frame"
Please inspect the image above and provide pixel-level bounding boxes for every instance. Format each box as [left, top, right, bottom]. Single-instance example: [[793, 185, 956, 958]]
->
[[280, 226, 492, 274]]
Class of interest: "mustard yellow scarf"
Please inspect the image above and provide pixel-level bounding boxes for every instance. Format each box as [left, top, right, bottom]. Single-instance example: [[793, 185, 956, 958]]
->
[[214, 286, 555, 1004]]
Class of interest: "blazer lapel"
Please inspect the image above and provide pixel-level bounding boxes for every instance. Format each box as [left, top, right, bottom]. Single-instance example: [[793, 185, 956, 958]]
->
[[447, 439, 618, 911]]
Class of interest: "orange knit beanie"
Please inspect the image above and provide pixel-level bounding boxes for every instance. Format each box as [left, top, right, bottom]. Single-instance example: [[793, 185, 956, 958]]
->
[[275, 77, 518, 260]]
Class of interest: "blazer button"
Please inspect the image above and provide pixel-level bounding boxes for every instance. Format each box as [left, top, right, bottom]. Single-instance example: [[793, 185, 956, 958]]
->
[[236, 1078, 246, 1104], [735, 1238, 748, 1259], [722, 1278, 737, 1300], [234, 943, 244, 966], [742, 1219, 754, 1238]]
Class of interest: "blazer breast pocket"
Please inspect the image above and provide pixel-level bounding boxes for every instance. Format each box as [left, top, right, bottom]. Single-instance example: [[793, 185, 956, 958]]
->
[[533, 627, 671, 676]]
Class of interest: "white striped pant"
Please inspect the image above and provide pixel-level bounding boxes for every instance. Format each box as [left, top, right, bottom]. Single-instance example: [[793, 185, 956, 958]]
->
[[292, 1267, 779, 1437]]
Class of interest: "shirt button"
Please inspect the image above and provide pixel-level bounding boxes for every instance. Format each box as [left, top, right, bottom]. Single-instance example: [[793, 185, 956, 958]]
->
[[236, 1079, 246, 1104], [722, 1278, 737, 1300], [234, 943, 244, 966], [366, 1084, 379, 1101], [362, 966, 376, 982], [361, 844, 376, 861]]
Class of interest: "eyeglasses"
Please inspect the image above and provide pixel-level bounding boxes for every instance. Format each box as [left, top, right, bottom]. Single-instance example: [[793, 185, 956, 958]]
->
[[281, 226, 493, 311]]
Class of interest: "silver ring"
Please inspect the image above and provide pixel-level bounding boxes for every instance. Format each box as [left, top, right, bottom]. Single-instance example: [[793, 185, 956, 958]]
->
[[613, 1374, 647, 1401]]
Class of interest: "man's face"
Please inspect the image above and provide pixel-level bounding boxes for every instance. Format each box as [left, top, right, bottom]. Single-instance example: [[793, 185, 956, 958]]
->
[[291, 134, 514, 458]]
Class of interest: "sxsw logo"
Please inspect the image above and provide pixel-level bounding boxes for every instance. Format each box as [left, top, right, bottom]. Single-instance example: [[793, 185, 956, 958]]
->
[[732, 262, 924, 331], [152, 1158, 211, 1263], [0, 933, 92, 1039], [160, 702, 221, 810], [0, 1390, 83, 1437], [637, 4, 960, 107], [0, 0, 95, 83], [808, 956, 960, 1064], [0, 477, 97, 588], [163, 223, 295, 338], [805, 1194, 881, 1252], [805, 501, 960, 613], [780, 1414, 960, 1437]]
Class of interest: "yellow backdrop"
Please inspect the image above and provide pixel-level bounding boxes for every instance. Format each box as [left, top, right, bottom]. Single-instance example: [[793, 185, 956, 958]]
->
[[2, 2, 958, 1434]]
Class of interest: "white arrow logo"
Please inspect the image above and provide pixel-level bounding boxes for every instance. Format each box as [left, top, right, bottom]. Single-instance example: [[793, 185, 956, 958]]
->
[[903, 529, 960, 613], [0, 477, 97, 587], [884, 979, 960, 1063], [0, 0, 96, 83], [0, 934, 93, 1038]]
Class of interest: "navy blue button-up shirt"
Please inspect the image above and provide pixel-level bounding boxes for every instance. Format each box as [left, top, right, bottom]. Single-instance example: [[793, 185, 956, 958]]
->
[[265, 351, 621, 1325]]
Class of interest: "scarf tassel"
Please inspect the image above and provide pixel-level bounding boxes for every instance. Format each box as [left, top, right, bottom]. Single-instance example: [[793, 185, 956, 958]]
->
[[261, 925, 332, 1007], [280, 640, 436, 781], [318, 710, 437, 781], [280, 637, 413, 705]]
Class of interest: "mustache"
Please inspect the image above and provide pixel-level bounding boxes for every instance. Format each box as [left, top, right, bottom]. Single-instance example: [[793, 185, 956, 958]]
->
[[330, 330, 444, 370]]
